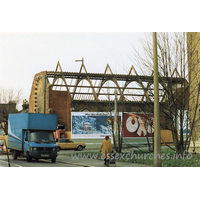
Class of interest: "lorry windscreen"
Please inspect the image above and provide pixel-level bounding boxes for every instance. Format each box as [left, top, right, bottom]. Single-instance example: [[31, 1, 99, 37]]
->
[[30, 131, 55, 143]]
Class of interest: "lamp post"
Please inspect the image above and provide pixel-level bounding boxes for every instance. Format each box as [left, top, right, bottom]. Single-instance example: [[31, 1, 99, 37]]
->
[[114, 89, 118, 151], [153, 32, 161, 167]]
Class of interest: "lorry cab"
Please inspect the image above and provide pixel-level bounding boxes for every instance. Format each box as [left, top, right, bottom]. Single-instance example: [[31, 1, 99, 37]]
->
[[23, 130, 58, 162]]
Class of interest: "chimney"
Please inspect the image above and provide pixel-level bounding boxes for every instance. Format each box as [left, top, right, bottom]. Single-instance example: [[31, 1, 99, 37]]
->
[[22, 99, 29, 110]]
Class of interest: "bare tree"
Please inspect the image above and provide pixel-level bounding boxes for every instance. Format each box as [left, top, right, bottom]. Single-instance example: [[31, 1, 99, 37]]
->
[[128, 32, 200, 154], [0, 88, 23, 134], [0, 88, 23, 106]]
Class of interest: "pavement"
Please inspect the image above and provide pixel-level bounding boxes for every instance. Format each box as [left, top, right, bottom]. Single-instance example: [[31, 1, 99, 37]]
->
[[57, 150, 153, 167]]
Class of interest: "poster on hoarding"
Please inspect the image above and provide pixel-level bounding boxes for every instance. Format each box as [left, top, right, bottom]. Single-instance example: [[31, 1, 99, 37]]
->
[[123, 113, 154, 137], [71, 112, 121, 139]]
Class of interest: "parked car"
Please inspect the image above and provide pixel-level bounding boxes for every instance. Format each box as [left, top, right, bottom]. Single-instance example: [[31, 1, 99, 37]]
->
[[56, 138, 86, 151]]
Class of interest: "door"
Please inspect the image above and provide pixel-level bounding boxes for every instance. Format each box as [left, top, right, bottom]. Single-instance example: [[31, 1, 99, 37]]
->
[[58, 139, 66, 149], [65, 139, 76, 149], [23, 131, 29, 156]]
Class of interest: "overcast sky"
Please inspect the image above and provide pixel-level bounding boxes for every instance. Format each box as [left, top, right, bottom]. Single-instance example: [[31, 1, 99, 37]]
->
[[0, 32, 143, 103], [0, 0, 192, 107]]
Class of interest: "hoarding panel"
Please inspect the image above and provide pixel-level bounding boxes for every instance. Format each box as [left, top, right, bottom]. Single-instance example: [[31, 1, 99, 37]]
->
[[123, 113, 154, 138], [71, 112, 114, 139]]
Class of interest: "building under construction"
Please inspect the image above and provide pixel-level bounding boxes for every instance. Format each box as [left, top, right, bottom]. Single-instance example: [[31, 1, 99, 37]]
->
[[29, 59, 185, 141]]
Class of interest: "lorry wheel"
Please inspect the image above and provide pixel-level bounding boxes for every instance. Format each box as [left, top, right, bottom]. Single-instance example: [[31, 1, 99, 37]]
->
[[13, 150, 18, 160], [51, 157, 56, 163], [77, 145, 83, 151], [26, 152, 32, 162]]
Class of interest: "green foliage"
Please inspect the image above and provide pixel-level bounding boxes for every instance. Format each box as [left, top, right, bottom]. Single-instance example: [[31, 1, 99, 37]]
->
[[119, 148, 200, 167], [84, 148, 200, 167]]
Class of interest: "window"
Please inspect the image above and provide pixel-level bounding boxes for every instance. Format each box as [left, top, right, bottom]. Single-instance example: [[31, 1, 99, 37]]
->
[[25, 131, 29, 141]]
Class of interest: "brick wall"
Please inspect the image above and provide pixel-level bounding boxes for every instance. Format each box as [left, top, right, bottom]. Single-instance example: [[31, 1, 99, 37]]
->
[[29, 73, 72, 131], [49, 89, 71, 131], [29, 71, 49, 114]]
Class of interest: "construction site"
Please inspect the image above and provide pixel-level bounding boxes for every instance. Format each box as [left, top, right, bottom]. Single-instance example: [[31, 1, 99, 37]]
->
[[28, 57, 187, 150]]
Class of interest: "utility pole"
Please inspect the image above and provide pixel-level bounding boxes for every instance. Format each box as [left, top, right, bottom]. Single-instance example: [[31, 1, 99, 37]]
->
[[3, 138, 10, 167], [114, 89, 118, 151], [153, 32, 161, 167]]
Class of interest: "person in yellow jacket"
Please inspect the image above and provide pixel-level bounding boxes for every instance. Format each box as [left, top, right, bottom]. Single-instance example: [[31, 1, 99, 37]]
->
[[99, 135, 113, 165]]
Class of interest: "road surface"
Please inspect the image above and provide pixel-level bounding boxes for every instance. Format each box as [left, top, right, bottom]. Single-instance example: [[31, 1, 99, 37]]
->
[[0, 150, 92, 167]]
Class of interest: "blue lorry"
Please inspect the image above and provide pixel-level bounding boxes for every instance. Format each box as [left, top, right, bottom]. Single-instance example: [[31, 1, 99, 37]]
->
[[8, 113, 59, 163]]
